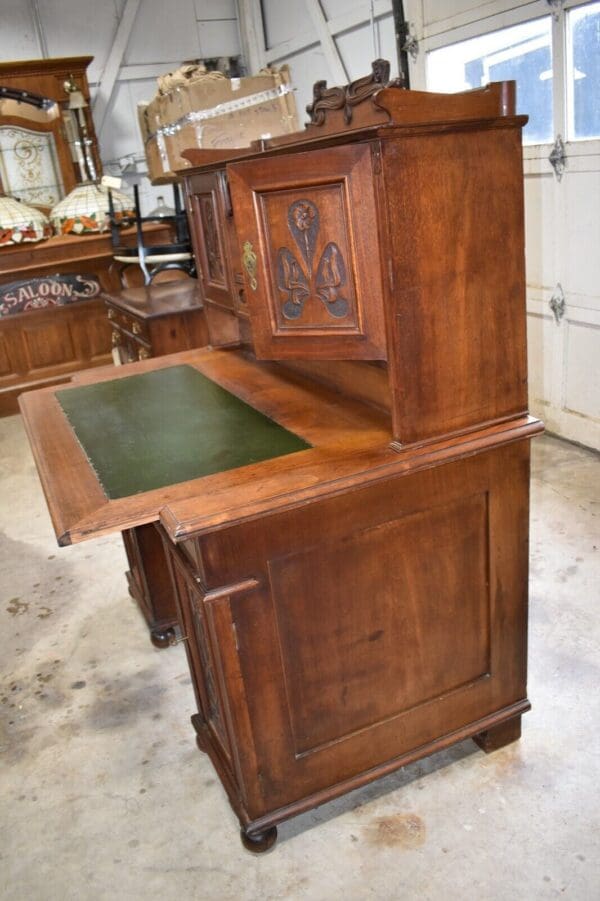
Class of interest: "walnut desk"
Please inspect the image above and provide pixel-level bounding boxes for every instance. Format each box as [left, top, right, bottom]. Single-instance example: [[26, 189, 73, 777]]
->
[[20, 72, 543, 851]]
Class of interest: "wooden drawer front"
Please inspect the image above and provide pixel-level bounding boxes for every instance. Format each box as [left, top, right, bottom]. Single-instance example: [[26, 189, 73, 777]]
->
[[200, 441, 530, 817], [107, 307, 148, 342], [228, 142, 386, 360], [187, 172, 233, 309], [111, 327, 151, 363]]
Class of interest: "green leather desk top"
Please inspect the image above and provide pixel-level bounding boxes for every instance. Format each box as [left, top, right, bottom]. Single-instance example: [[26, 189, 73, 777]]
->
[[56, 364, 311, 500]]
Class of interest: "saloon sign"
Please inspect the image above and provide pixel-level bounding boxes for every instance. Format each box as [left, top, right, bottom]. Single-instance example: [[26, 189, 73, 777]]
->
[[0, 274, 101, 316]]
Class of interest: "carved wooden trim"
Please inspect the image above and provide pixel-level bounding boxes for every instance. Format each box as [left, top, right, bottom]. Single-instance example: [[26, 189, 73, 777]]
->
[[306, 59, 400, 127]]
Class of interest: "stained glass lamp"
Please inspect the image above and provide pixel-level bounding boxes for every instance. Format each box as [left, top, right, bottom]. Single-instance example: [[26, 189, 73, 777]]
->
[[50, 182, 134, 235], [0, 192, 51, 246]]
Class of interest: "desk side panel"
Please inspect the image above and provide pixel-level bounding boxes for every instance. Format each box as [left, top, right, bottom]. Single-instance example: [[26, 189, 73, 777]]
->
[[380, 122, 528, 446], [184, 439, 531, 820]]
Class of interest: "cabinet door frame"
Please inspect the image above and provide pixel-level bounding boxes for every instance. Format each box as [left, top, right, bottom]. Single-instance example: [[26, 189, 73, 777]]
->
[[186, 171, 234, 310], [227, 141, 387, 360]]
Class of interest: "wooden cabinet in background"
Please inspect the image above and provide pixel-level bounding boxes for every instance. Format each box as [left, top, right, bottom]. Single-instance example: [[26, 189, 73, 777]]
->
[[103, 280, 208, 365], [0, 225, 175, 414], [0, 298, 111, 415]]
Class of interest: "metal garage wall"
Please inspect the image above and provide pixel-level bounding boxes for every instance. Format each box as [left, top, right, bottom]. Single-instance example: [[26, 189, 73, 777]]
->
[[404, 0, 600, 450]]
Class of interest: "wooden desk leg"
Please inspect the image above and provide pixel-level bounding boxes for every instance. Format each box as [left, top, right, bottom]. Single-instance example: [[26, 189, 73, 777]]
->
[[122, 524, 179, 648], [473, 716, 522, 753]]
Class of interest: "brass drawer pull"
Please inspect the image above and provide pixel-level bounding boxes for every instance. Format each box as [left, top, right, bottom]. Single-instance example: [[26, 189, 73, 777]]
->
[[132, 321, 142, 335]]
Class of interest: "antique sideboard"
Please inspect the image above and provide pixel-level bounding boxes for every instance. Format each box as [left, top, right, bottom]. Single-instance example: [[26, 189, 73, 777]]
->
[[20, 69, 542, 851]]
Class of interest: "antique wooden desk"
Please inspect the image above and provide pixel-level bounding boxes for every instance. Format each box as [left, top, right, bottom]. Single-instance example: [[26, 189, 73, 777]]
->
[[20, 72, 542, 851]]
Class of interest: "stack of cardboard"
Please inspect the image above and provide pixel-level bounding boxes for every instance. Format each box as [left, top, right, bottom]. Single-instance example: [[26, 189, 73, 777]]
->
[[138, 66, 300, 182]]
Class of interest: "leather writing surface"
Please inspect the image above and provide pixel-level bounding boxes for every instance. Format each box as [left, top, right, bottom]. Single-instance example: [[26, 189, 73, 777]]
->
[[56, 364, 311, 499]]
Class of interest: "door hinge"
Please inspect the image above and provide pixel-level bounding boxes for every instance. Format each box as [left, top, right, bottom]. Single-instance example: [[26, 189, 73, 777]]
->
[[549, 135, 567, 181], [549, 283, 566, 324], [401, 32, 419, 61]]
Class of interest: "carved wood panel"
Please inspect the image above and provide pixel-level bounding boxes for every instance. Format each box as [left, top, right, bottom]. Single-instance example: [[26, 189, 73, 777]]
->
[[262, 188, 359, 333], [198, 194, 225, 286], [187, 172, 233, 310], [228, 142, 387, 360]]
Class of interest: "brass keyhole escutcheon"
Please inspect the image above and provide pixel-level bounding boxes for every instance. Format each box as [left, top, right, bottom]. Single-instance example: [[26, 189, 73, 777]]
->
[[242, 240, 258, 291]]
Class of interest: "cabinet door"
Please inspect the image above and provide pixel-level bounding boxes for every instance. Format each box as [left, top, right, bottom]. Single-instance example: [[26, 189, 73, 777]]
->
[[161, 539, 246, 806], [186, 171, 234, 310], [228, 142, 386, 360], [199, 441, 530, 818]]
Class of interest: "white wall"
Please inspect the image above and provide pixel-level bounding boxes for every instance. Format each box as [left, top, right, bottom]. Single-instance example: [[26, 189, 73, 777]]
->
[[0, 0, 241, 209], [259, 0, 399, 121]]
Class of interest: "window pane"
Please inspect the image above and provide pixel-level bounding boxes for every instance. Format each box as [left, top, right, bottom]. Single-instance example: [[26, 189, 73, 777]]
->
[[427, 18, 553, 144], [568, 2, 600, 140]]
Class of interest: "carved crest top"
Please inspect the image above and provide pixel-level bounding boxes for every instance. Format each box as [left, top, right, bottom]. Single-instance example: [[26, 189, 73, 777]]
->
[[306, 59, 403, 129]]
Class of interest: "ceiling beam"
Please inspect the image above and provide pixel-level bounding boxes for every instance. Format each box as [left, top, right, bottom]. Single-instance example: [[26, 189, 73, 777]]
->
[[93, 0, 141, 138], [236, 0, 267, 74], [304, 0, 348, 84]]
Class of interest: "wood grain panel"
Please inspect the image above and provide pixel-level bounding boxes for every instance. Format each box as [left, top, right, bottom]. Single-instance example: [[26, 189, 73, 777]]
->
[[22, 319, 76, 370], [268, 493, 490, 756], [381, 123, 528, 445], [0, 334, 12, 377], [85, 311, 113, 361], [194, 440, 531, 816]]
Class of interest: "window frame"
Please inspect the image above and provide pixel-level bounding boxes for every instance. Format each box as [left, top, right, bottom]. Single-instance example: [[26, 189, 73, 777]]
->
[[412, 0, 599, 147]]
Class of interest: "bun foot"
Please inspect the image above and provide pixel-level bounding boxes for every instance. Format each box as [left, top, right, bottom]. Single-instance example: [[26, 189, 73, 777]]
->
[[190, 714, 208, 753], [150, 626, 176, 649], [474, 715, 522, 753], [240, 826, 278, 853]]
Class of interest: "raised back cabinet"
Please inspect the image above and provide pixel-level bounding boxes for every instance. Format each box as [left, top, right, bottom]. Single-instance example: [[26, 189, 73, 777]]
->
[[19, 68, 543, 853]]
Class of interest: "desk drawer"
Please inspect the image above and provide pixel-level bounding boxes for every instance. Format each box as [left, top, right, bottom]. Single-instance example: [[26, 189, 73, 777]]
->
[[111, 326, 151, 363]]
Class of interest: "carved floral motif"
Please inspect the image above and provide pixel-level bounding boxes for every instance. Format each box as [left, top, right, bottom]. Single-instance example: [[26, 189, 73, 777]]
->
[[277, 199, 349, 320], [199, 195, 224, 283]]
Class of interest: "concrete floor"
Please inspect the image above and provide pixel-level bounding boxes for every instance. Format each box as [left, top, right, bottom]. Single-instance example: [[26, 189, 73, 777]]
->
[[0, 413, 598, 901]]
